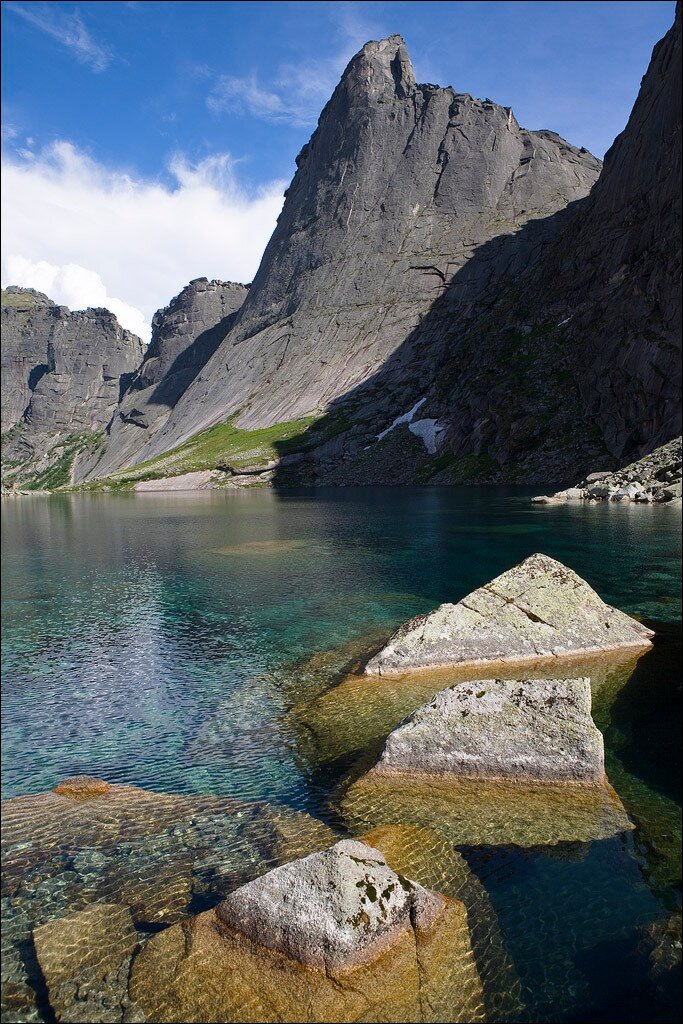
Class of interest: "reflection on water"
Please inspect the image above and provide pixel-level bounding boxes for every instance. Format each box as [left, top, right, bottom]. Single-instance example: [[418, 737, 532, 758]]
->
[[1, 488, 681, 1022]]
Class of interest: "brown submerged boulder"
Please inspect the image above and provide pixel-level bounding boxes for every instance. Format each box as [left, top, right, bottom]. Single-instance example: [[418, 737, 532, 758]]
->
[[129, 839, 485, 1022]]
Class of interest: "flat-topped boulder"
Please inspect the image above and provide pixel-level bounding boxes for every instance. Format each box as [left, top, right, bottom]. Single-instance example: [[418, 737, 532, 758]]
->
[[371, 677, 604, 785], [216, 838, 444, 974], [365, 553, 654, 675]]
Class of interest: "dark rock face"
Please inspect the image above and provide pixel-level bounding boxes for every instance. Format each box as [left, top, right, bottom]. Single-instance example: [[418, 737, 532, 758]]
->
[[285, 7, 681, 487], [99, 35, 601, 475], [84, 278, 247, 479], [1, 288, 57, 433], [522, 2, 682, 461]]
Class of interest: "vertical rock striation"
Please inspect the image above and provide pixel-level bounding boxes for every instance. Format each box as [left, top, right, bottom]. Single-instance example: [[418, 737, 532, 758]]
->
[[84, 278, 248, 479], [1, 287, 144, 488], [97, 34, 601, 476]]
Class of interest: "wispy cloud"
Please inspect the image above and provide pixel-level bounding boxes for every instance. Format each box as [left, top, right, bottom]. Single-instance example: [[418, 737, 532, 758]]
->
[[1, 141, 286, 339], [207, 3, 390, 127], [6, 2, 113, 72]]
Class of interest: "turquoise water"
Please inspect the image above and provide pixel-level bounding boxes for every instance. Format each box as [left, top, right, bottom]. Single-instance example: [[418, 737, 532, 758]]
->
[[1, 487, 681, 1022]]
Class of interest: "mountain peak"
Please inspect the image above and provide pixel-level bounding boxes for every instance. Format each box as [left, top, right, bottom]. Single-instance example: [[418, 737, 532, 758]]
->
[[341, 33, 416, 101]]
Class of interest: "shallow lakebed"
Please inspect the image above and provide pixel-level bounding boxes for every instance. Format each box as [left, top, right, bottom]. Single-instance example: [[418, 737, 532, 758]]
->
[[1, 487, 681, 1022]]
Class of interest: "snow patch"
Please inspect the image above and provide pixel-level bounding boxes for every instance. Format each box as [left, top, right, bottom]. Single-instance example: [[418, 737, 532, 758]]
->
[[409, 418, 445, 454], [377, 397, 426, 441]]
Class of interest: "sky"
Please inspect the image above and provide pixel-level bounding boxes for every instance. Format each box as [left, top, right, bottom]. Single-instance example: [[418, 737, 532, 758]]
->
[[1, 0, 676, 341]]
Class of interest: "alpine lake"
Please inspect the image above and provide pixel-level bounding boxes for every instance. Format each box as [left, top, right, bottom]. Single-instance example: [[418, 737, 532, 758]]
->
[[1, 486, 681, 1023]]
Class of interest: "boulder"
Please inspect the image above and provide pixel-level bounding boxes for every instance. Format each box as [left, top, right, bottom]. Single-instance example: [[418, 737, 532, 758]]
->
[[129, 841, 485, 1023], [370, 677, 604, 785], [32, 903, 140, 1023], [52, 776, 112, 799], [216, 839, 444, 974], [365, 553, 654, 675]]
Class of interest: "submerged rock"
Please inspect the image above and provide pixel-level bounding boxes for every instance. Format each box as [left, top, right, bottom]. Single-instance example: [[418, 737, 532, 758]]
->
[[129, 840, 485, 1023], [1, 779, 337, 1022], [32, 903, 140, 1023], [53, 776, 112, 799], [370, 677, 605, 785], [341, 771, 633, 848], [365, 553, 654, 675]]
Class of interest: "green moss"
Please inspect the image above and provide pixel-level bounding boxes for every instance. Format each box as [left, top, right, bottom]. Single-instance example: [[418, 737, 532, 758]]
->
[[24, 450, 74, 491], [1, 289, 38, 309], [413, 450, 458, 484], [4, 431, 105, 492], [101, 414, 321, 484]]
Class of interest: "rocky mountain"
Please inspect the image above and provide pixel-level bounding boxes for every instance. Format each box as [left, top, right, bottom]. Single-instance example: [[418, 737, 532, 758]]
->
[[5, 6, 681, 491], [297, 3, 681, 486], [85, 34, 602, 483], [81, 278, 248, 480], [1, 287, 144, 490]]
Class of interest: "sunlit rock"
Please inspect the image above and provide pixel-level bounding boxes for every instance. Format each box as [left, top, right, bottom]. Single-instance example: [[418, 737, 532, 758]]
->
[[129, 839, 485, 1023], [365, 553, 654, 675], [370, 677, 605, 785]]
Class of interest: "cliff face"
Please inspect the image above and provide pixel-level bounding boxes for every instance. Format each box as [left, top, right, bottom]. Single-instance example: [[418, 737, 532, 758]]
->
[[532, 1, 682, 459], [278, 6, 682, 486], [94, 35, 601, 477], [1, 287, 144, 489], [9, 9, 681, 490], [84, 278, 248, 480], [1, 288, 58, 433]]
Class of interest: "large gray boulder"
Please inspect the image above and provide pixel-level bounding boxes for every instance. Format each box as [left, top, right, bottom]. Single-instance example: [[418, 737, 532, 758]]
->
[[216, 838, 444, 974], [365, 553, 654, 675], [372, 677, 604, 784]]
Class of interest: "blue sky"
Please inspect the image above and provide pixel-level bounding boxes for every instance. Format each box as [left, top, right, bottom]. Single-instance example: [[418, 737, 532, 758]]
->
[[1, 0, 676, 338]]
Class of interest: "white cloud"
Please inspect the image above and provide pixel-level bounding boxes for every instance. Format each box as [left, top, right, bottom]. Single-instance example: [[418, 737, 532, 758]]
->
[[1, 141, 286, 342], [5, 3, 113, 72], [4, 256, 150, 340]]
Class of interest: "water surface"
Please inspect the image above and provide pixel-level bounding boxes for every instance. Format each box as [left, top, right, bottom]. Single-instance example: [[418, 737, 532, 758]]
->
[[1, 487, 681, 1022]]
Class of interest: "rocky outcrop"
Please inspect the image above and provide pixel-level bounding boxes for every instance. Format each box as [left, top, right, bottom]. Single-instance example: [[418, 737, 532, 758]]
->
[[528, 4, 682, 460], [129, 840, 485, 1023], [370, 677, 605, 784], [216, 838, 445, 973], [1, 288, 57, 432], [91, 35, 601, 481], [294, 6, 681, 486], [1, 287, 144, 489], [83, 278, 247, 480], [533, 435, 682, 505], [107, 6, 678, 490], [365, 553, 654, 675]]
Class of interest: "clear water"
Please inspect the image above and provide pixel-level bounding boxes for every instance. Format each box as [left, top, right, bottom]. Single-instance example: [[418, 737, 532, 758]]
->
[[1, 487, 681, 1022]]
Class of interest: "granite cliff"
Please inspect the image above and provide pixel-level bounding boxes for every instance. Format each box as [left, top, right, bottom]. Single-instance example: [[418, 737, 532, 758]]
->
[[1, 288, 144, 490], [79, 278, 248, 481], [82, 33, 603, 485]]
